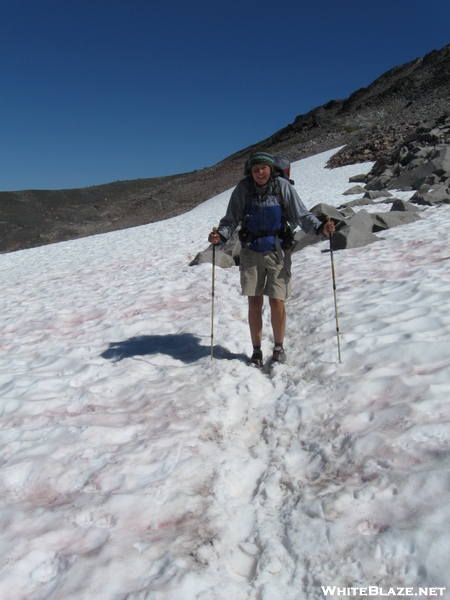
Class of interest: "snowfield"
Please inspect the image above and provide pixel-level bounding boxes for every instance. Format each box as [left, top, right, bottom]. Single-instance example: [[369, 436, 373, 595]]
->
[[1, 148, 450, 599]]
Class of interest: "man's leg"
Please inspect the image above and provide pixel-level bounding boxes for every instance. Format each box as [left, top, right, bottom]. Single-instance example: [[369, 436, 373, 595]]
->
[[269, 297, 286, 345], [248, 295, 264, 347]]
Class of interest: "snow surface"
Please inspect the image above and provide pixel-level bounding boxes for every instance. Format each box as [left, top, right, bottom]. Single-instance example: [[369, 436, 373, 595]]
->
[[1, 148, 450, 599]]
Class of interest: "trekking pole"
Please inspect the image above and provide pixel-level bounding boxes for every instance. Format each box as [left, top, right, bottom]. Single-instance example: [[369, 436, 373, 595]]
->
[[327, 217, 342, 363], [210, 227, 218, 360]]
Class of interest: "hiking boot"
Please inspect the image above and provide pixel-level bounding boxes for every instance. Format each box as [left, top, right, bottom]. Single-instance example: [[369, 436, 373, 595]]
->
[[247, 350, 263, 368], [271, 345, 286, 364]]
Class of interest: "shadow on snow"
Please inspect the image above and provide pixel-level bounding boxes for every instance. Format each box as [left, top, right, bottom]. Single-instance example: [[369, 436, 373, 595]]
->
[[101, 333, 247, 364]]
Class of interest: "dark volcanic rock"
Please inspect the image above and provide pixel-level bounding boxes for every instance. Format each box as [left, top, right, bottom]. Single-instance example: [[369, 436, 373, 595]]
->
[[346, 209, 375, 232], [343, 185, 366, 195], [410, 184, 450, 206], [310, 203, 347, 224], [330, 226, 380, 250], [390, 199, 421, 212], [371, 211, 421, 231], [363, 113, 450, 197]]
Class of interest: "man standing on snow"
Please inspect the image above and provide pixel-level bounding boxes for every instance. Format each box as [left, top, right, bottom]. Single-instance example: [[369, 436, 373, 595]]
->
[[208, 149, 335, 367]]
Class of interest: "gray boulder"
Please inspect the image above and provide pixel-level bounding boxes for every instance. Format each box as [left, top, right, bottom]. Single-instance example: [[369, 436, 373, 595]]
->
[[346, 209, 375, 232], [349, 174, 368, 183], [310, 203, 346, 223], [339, 206, 357, 218], [410, 185, 450, 206], [189, 247, 236, 268], [366, 173, 394, 190], [364, 190, 393, 200], [190, 227, 242, 268], [338, 197, 376, 209], [330, 226, 380, 250], [343, 185, 366, 195], [371, 211, 421, 232], [390, 199, 421, 212]]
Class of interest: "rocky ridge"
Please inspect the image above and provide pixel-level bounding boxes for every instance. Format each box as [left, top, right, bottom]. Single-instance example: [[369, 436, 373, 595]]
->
[[328, 112, 450, 250], [1, 43, 449, 254]]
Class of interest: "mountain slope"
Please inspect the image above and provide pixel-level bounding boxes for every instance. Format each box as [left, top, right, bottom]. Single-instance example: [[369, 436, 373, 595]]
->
[[1, 43, 449, 254]]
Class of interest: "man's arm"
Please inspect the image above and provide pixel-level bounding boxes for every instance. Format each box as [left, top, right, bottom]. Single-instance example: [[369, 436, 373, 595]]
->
[[279, 178, 332, 236], [215, 180, 248, 242]]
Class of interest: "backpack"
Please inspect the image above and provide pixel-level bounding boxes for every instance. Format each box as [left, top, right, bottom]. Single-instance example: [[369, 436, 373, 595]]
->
[[244, 154, 295, 185], [239, 160, 296, 252]]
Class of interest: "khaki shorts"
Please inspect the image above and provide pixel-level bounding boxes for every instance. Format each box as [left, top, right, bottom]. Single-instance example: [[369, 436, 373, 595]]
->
[[239, 247, 292, 301]]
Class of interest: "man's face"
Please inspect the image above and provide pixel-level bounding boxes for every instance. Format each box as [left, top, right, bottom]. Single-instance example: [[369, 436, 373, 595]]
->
[[252, 163, 271, 186]]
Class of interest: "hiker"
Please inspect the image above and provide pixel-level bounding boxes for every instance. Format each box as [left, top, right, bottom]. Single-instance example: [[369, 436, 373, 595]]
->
[[208, 149, 335, 367]]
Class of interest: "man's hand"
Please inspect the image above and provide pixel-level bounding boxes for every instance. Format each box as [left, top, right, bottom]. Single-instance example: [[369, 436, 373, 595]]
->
[[208, 228, 220, 245], [323, 219, 335, 237]]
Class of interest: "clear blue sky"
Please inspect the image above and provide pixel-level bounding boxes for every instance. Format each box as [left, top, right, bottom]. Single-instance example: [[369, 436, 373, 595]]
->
[[1, 0, 449, 191]]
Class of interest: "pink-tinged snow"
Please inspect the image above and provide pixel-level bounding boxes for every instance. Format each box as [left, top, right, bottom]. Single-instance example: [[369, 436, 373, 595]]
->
[[1, 148, 450, 599]]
